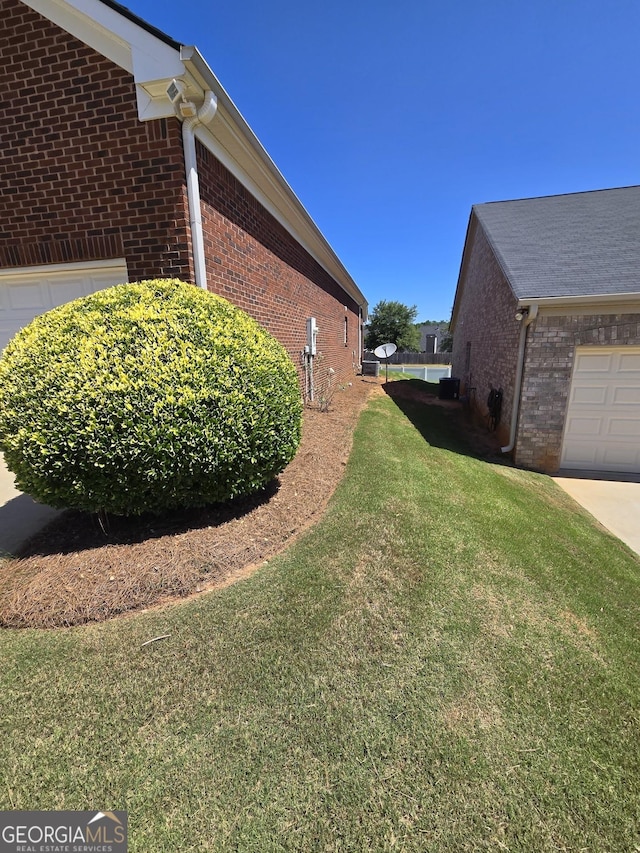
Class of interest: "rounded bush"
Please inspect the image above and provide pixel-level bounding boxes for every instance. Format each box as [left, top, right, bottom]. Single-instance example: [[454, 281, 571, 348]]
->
[[0, 279, 302, 515]]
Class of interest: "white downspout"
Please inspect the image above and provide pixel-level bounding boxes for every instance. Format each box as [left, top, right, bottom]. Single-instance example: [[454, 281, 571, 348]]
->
[[179, 91, 218, 289], [501, 303, 538, 454]]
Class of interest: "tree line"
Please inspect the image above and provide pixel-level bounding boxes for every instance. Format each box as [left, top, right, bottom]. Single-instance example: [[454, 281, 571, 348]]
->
[[364, 300, 452, 352]]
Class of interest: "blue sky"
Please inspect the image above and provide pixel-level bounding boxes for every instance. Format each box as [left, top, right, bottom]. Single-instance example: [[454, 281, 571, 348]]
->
[[127, 0, 639, 322]]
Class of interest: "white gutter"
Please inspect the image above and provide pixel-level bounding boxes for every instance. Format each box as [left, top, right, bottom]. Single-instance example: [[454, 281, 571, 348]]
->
[[516, 291, 640, 309], [501, 303, 538, 455], [177, 90, 218, 289]]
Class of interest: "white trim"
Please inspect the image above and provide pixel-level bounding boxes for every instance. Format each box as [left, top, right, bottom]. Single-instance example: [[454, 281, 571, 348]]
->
[[20, 0, 184, 80], [22, 0, 132, 73], [519, 293, 640, 313], [0, 259, 128, 280]]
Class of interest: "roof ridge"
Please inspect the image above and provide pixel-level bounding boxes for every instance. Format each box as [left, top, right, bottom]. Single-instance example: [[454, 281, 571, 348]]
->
[[474, 184, 640, 208]]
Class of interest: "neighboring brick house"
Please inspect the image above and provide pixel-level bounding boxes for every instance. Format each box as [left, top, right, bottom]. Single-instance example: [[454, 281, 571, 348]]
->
[[0, 0, 367, 394], [451, 186, 640, 474]]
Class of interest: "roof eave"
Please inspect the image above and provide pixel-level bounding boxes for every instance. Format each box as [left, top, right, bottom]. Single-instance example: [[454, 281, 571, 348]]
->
[[517, 292, 640, 312], [21, 0, 367, 313], [180, 47, 367, 312]]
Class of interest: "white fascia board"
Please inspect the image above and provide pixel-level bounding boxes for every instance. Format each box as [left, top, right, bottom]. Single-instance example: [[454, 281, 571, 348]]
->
[[520, 293, 640, 315], [0, 258, 128, 279], [21, 0, 183, 102]]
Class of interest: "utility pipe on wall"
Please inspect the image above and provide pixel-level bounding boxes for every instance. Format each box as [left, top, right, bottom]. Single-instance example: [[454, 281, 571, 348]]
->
[[501, 303, 538, 455], [177, 90, 218, 290]]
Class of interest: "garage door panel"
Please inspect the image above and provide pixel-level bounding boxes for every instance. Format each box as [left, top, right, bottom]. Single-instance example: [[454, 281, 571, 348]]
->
[[561, 443, 599, 467], [0, 261, 127, 353], [561, 345, 640, 473], [53, 278, 94, 303], [601, 446, 640, 467], [571, 384, 608, 405], [607, 418, 640, 437], [574, 352, 613, 372], [3, 281, 47, 311], [617, 355, 640, 374], [611, 385, 640, 405], [565, 415, 603, 437]]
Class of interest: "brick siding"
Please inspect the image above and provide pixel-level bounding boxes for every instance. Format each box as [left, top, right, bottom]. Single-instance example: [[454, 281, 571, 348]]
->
[[1, 0, 363, 388], [0, 0, 192, 281], [516, 313, 640, 471], [451, 217, 520, 446], [453, 214, 640, 473], [197, 142, 362, 383]]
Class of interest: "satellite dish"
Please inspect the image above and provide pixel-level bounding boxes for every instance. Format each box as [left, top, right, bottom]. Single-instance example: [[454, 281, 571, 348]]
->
[[373, 342, 397, 384], [374, 342, 397, 359]]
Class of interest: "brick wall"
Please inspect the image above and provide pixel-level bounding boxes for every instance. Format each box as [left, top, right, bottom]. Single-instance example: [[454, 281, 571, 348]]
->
[[516, 313, 640, 471], [451, 216, 521, 445], [1, 0, 363, 389], [0, 0, 192, 281], [196, 142, 362, 384]]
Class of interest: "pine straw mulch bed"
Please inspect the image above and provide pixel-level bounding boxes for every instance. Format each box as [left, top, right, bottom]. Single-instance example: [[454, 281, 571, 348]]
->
[[0, 378, 504, 630], [0, 378, 378, 629]]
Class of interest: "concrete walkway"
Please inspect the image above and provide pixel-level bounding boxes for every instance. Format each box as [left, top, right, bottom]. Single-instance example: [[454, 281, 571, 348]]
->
[[0, 456, 62, 555], [552, 471, 640, 558]]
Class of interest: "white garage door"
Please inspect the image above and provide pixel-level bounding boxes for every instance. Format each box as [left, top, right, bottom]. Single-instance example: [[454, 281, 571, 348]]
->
[[0, 260, 128, 353], [561, 346, 640, 473]]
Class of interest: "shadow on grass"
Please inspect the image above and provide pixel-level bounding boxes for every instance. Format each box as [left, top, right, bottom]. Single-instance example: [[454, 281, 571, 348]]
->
[[382, 378, 509, 464], [10, 479, 280, 559]]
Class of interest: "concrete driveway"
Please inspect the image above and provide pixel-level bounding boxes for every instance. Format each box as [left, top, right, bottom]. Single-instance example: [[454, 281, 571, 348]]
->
[[552, 471, 640, 558], [0, 456, 62, 556]]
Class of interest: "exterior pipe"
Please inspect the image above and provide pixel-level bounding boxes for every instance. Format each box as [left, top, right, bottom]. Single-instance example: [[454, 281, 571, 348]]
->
[[501, 303, 538, 454], [180, 91, 218, 289]]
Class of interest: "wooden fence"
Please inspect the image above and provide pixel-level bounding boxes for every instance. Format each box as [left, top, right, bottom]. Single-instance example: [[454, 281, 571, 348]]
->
[[363, 350, 451, 365]]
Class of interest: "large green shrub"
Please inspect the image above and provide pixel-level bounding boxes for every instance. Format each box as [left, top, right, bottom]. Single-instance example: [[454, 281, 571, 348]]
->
[[0, 279, 302, 515]]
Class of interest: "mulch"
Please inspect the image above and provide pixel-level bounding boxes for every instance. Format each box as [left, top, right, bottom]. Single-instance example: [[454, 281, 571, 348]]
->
[[0, 377, 378, 629], [0, 377, 504, 629]]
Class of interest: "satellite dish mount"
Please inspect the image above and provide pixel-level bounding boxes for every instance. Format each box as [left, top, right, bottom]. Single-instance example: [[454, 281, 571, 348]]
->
[[373, 342, 397, 383]]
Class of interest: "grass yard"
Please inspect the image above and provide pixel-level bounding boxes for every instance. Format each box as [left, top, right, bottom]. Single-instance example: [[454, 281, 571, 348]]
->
[[1, 380, 639, 851]]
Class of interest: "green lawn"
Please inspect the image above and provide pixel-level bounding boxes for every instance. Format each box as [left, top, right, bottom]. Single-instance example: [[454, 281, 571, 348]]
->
[[1, 381, 639, 851]]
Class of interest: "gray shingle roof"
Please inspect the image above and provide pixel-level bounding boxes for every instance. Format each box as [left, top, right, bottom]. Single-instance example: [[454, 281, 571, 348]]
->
[[473, 186, 640, 299]]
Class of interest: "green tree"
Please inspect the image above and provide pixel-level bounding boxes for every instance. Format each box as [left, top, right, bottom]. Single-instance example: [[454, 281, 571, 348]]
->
[[439, 329, 453, 352], [365, 300, 420, 351]]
